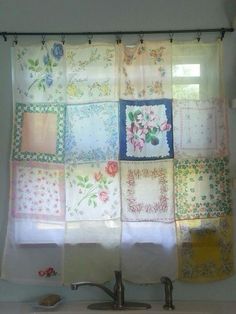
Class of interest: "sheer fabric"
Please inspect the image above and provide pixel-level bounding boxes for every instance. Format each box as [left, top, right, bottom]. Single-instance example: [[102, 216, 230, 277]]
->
[[2, 40, 233, 285]]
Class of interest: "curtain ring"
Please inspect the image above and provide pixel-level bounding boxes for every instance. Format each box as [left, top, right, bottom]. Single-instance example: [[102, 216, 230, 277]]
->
[[13, 34, 18, 46], [196, 31, 201, 42], [61, 34, 65, 45], [139, 33, 144, 44], [116, 35, 122, 45], [88, 34, 93, 45], [169, 32, 174, 43], [41, 34, 46, 46], [220, 28, 225, 41], [2, 32, 7, 42]]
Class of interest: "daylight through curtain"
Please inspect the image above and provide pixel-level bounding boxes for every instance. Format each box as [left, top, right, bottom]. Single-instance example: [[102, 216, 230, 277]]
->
[[2, 40, 234, 285]]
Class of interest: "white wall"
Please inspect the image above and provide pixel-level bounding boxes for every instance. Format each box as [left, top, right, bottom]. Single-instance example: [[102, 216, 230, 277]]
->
[[0, 0, 236, 303]]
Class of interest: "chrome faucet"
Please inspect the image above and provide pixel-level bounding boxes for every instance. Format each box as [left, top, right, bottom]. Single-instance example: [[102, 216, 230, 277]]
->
[[71, 270, 151, 311], [71, 270, 124, 309], [160, 276, 175, 310]]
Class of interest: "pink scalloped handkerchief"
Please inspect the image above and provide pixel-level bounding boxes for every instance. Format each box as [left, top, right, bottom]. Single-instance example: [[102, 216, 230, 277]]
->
[[121, 160, 174, 222]]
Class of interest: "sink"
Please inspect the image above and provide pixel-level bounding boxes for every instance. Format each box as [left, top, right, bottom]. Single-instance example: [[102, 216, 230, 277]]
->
[[87, 301, 151, 310], [30, 303, 211, 314]]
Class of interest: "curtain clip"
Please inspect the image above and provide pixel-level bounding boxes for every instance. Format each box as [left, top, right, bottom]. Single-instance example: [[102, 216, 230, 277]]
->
[[13, 34, 18, 46], [196, 31, 201, 42], [220, 28, 225, 41], [41, 34, 46, 46], [88, 34, 93, 45], [116, 35, 122, 45], [169, 32, 174, 43], [61, 34, 65, 45], [2, 32, 7, 42], [139, 33, 144, 44]]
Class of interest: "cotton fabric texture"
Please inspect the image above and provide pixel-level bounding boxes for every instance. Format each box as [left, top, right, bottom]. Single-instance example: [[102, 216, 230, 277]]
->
[[2, 40, 233, 285]]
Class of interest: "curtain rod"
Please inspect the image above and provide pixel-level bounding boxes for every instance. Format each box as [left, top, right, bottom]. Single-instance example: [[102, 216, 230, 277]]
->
[[0, 28, 234, 41]]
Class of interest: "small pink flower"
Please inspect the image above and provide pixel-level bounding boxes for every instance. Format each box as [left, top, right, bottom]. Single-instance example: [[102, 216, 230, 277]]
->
[[38, 267, 57, 278], [94, 171, 102, 181], [127, 125, 146, 152], [160, 121, 171, 131], [38, 270, 45, 277], [99, 190, 109, 203], [105, 161, 118, 177]]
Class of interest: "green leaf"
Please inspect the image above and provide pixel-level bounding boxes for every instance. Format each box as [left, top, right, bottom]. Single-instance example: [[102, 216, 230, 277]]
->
[[85, 183, 93, 189], [134, 110, 142, 120], [77, 175, 84, 182], [35, 59, 39, 66], [128, 112, 134, 121], [28, 59, 35, 66], [145, 132, 152, 143], [93, 201, 97, 208], [84, 176, 89, 182], [152, 127, 158, 134]]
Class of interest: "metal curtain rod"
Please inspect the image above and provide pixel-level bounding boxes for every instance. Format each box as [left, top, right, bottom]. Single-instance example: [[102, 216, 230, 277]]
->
[[0, 27, 234, 41]]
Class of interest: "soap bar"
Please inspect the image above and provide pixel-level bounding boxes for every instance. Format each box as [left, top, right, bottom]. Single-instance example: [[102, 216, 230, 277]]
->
[[39, 294, 61, 306]]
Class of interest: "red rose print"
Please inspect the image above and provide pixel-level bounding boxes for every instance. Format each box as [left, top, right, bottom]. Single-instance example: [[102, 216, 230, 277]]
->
[[105, 161, 118, 177]]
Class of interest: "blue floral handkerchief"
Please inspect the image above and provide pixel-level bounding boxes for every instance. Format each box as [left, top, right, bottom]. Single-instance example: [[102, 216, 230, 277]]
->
[[119, 99, 173, 160], [65, 102, 119, 163]]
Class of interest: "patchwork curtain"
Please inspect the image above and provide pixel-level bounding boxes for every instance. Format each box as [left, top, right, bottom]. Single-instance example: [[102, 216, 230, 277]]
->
[[2, 40, 233, 285]]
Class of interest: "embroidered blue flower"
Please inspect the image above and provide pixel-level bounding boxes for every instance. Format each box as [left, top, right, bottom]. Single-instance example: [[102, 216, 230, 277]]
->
[[43, 53, 50, 65], [52, 43, 64, 60], [45, 73, 53, 87]]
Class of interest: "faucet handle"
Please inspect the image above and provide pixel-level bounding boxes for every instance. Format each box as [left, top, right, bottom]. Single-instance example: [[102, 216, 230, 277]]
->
[[113, 270, 125, 309], [160, 276, 175, 310]]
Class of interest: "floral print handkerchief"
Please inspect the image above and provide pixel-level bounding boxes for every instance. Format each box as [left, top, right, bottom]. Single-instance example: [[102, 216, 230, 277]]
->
[[65, 161, 120, 221], [119, 99, 173, 160], [121, 160, 174, 222], [65, 102, 119, 163]]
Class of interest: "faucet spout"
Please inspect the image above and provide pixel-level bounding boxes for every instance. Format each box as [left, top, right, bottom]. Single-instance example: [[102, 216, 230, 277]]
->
[[71, 282, 115, 300], [160, 276, 175, 310]]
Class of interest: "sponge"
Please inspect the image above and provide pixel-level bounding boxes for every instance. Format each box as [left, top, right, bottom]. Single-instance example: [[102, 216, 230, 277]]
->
[[39, 294, 61, 306]]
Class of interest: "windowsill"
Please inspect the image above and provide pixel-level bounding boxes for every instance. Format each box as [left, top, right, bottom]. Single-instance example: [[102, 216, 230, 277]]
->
[[1, 300, 236, 314]]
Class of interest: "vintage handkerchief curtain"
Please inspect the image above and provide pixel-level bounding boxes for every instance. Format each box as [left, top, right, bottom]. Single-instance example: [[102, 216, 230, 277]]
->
[[2, 40, 233, 285]]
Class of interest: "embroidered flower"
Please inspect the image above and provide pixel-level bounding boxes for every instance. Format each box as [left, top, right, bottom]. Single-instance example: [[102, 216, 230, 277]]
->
[[99, 190, 109, 203], [105, 161, 118, 177], [52, 43, 64, 60], [38, 266, 57, 278]]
